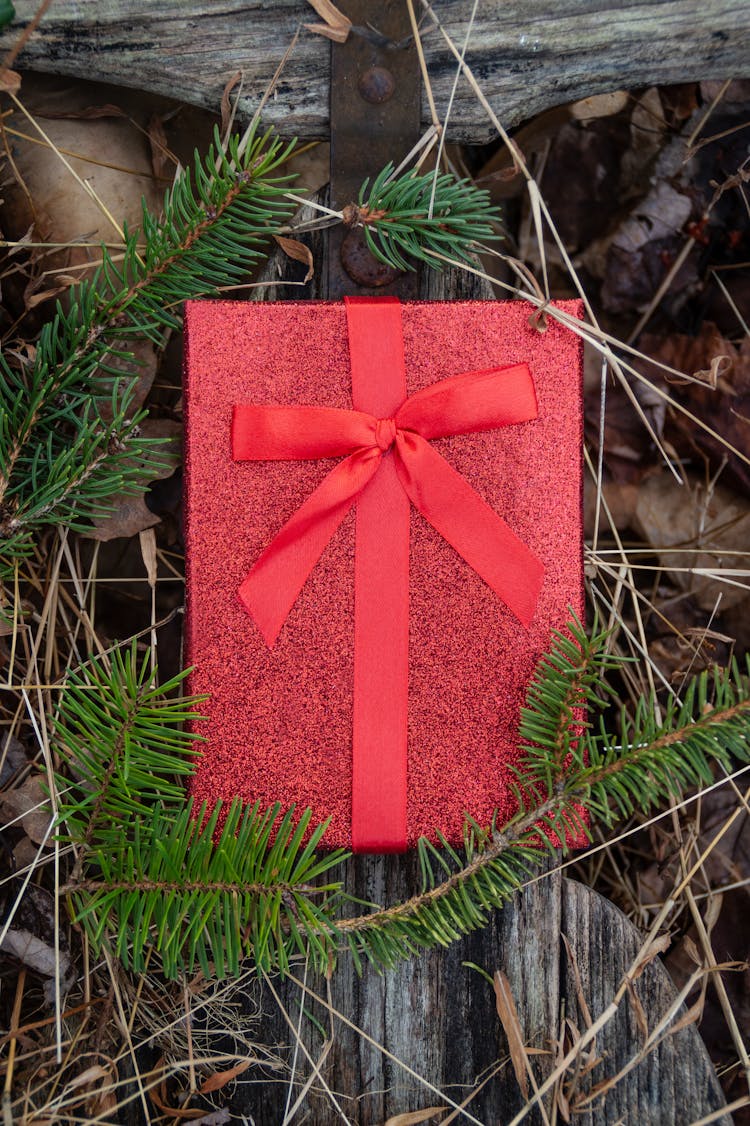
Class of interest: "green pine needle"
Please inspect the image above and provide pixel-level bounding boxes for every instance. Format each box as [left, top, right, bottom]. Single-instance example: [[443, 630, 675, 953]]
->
[[353, 161, 501, 271], [54, 624, 750, 980], [0, 126, 296, 564]]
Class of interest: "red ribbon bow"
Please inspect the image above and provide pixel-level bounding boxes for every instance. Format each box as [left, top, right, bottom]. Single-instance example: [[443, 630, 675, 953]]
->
[[232, 297, 544, 852]]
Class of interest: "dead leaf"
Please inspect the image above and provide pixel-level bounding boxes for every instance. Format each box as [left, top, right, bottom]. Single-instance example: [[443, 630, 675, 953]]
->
[[600, 178, 696, 314], [640, 323, 737, 390], [637, 327, 750, 493], [139, 527, 158, 587], [149, 1071, 206, 1120], [0, 928, 70, 979], [199, 1058, 253, 1094], [0, 775, 51, 844], [384, 1110, 447, 1126], [26, 284, 71, 309], [63, 1065, 112, 1093], [570, 91, 628, 120], [36, 103, 127, 120], [632, 470, 750, 612], [13, 835, 39, 870], [0, 68, 21, 94], [87, 496, 160, 542], [191, 1111, 231, 1126], [86, 419, 181, 542], [304, 0, 351, 42], [220, 71, 242, 138], [147, 113, 171, 180], [272, 235, 314, 281], [631, 932, 672, 981], [493, 970, 530, 1099], [0, 735, 28, 787]]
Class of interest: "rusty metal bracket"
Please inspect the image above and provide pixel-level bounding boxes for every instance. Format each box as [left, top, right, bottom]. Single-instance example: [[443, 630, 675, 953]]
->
[[327, 1, 422, 299]]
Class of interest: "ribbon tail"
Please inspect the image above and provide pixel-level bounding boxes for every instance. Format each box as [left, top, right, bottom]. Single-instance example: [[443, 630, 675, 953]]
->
[[240, 449, 382, 646], [394, 434, 544, 627]]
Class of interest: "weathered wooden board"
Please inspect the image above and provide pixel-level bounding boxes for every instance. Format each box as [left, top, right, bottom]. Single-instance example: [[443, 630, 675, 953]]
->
[[232, 867, 732, 1124], [204, 209, 734, 1126], [2, 1, 749, 142]]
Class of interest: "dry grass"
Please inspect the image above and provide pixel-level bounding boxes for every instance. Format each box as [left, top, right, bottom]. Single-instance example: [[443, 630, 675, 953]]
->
[[0, 4, 749, 1124]]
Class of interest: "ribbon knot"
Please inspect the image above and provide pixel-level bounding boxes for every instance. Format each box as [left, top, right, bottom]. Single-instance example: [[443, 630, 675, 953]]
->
[[231, 296, 546, 851], [375, 416, 398, 452]]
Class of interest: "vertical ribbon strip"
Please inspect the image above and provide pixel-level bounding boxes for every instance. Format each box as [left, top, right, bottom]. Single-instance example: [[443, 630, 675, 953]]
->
[[232, 297, 545, 851], [347, 298, 410, 851]]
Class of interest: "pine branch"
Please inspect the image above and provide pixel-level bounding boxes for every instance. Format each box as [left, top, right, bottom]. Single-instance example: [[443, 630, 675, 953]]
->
[[54, 624, 750, 980], [347, 161, 502, 271], [0, 127, 296, 562]]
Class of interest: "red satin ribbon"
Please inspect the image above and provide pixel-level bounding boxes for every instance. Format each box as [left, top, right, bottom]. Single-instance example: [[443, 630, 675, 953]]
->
[[232, 297, 545, 852]]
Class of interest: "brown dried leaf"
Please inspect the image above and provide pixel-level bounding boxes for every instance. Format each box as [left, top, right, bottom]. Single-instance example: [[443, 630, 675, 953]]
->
[[13, 835, 39, 870], [0, 68, 21, 94], [272, 235, 314, 281], [0, 775, 50, 844], [640, 326, 750, 492], [220, 71, 242, 137], [0, 928, 67, 977], [570, 91, 628, 120], [640, 323, 737, 389], [199, 1058, 253, 1094], [147, 113, 170, 180], [493, 970, 530, 1099], [0, 735, 28, 786], [304, 0, 351, 41], [86, 419, 181, 542], [87, 496, 160, 542], [36, 103, 127, 120], [139, 527, 158, 587], [149, 1074, 205, 1120], [632, 932, 672, 981], [384, 1110, 447, 1126], [64, 1065, 112, 1093], [633, 470, 750, 612], [26, 285, 70, 309]]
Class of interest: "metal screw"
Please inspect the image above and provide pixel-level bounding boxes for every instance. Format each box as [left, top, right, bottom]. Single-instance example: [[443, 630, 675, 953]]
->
[[358, 66, 396, 104]]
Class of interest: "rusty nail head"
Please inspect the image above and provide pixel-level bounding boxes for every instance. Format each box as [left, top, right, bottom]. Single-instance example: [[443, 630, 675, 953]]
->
[[358, 66, 396, 104], [340, 226, 402, 287]]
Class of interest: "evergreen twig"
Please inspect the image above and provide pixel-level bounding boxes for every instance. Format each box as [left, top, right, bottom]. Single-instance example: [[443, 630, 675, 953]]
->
[[348, 162, 501, 271], [53, 621, 750, 979], [0, 127, 296, 563]]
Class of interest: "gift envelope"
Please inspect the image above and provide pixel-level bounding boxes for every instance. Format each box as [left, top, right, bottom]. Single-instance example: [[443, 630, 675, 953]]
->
[[183, 297, 583, 852]]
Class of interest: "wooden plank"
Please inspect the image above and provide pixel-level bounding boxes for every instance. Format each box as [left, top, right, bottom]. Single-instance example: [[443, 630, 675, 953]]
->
[[216, 205, 732, 1125], [2, 1, 749, 143]]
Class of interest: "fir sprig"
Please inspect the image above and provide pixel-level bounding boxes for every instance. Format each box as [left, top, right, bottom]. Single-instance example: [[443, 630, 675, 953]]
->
[[0, 127, 296, 562], [348, 162, 501, 271], [53, 623, 750, 979]]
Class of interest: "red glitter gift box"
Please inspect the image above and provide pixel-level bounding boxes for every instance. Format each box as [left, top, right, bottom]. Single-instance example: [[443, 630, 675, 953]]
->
[[183, 297, 583, 852]]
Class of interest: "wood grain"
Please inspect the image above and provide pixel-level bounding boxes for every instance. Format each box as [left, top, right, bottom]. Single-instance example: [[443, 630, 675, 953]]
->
[[1, 1, 748, 143]]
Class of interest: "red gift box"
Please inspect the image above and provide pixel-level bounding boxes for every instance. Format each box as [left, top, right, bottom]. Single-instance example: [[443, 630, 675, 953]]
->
[[183, 297, 583, 852]]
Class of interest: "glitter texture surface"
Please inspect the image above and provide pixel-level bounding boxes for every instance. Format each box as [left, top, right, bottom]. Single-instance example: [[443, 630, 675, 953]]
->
[[183, 299, 584, 848]]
